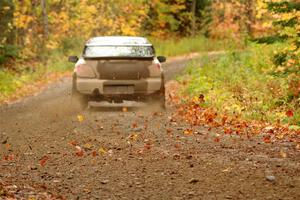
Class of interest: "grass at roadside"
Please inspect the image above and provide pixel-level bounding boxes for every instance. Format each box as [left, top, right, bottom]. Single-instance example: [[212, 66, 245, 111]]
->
[[150, 35, 239, 57], [179, 43, 299, 126], [0, 36, 238, 104], [0, 52, 74, 103], [0, 38, 83, 103]]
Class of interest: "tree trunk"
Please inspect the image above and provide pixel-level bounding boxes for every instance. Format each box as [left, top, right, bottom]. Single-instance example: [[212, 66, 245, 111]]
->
[[41, 0, 49, 40], [245, 0, 254, 37], [191, 0, 196, 37]]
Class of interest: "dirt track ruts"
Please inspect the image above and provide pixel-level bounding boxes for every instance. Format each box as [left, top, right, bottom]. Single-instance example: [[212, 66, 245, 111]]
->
[[0, 55, 299, 200]]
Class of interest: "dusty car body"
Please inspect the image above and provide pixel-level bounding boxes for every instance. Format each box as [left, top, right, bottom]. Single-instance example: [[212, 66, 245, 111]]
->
[[68, 36, 166, 108]]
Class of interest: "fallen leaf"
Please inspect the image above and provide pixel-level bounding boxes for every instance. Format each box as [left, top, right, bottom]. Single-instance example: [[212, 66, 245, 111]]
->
[[77, 114, 84, 122], [174, 143, 181, 149], [3, 154, 14, 161], [264, 126, 274, 133], [183, 129, 193, 135], [276, 133, 284, 139], [98, 147, 107, 154], [144, 143, 151, 150], [28, 197, 37, 200], [224, 127, 233, 134], [69, 140, 77, 146], [280, 149, 287, 158], [91, 151, 97, 157], [286, 110, 294, 117], [137, 149, 144, 155], [222, 115, 228, 125], [83, 143, 92, 150], [127, 133, 138, 141], [39, 156, 50, 167], [263, 135, 271, 143], [75, 146, 84, 157], [5, 143, 11, 150], [214, 137, 220, 143], [132, 123, 138, 128], [166, 129, 172, 134]]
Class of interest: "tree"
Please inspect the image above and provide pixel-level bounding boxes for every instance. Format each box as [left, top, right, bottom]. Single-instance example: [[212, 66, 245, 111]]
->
[[2, 0, 212, 65], [0, 0, 14, 44], [0, 0, 17, 65], [191, 0, 196, 36], [40, 0, 48, 40], [205, 0, 259, 40], [265, 0, 300, 99]]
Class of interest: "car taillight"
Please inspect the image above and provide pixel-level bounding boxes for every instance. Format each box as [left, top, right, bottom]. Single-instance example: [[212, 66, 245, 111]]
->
[[76, 64, 96, 78], [76, 64, 85, 74], [77, 64, 85, 71]]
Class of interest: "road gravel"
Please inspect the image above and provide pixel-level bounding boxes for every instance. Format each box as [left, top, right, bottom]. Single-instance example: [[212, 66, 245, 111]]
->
[[0, 55, 299, 200]]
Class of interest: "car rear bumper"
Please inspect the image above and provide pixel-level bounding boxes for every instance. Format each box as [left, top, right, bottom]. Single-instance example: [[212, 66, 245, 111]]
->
[[76, 77, 163, 95]]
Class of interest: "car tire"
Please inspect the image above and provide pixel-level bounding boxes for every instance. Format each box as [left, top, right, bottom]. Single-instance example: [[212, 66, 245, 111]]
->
[[72, 74, 89, 110]]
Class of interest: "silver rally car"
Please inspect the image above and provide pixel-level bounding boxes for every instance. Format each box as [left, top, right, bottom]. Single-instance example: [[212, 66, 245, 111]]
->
[[68, 36, 166, 108]]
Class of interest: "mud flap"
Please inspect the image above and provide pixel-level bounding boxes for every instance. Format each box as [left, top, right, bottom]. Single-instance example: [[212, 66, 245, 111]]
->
[[72, 74, 89, 110]]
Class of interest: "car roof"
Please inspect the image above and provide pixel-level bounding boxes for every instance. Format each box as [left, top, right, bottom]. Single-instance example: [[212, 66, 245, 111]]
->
[[86, 36, 152, 46]]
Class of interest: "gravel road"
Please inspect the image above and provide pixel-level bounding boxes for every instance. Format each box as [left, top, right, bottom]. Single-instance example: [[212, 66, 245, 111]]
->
[[0, 56, 299, 200]]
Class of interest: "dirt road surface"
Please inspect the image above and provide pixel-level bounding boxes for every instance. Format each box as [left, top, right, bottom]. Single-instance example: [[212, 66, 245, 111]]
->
[[0, 56, 299, 200]]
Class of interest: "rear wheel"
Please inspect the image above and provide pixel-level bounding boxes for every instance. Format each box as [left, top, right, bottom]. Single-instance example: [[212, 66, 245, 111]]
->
[[72, 74, 89, 110]]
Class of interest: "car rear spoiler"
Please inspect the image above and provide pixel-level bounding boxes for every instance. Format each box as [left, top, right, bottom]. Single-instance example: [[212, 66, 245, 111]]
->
[[86, 44, 153, 47], [83, 56, 155, 60]]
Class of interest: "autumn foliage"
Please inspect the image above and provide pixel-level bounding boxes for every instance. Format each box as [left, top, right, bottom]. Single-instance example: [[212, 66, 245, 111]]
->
[[1, 0, 209, 61], [167, 81, 300, 145]]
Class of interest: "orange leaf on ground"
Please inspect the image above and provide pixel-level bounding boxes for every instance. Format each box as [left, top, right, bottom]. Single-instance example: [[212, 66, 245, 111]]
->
[[286, 110, 294, 117], [169, 82, 300, 144], [5, 143, 11, 150], [263, 136, 271, 143], [69, 140, 77, 146], [39, 156, 50, 167], [183, 129, 193, 135], [224, 127, 233, 134], [132, 123, 138, 128], [280, 149, 287, 158], [222, 115, 228, 125], [144, 143, 152, 150], [3, 154, 14, 161], [214, 137, 220, 143], [91, 151, 97, 157], [174, 143, 181, 149], [166, 129, 172, 134], [75, 146, 84, 157]]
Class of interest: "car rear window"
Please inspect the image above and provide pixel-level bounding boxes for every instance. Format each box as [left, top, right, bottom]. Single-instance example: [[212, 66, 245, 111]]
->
[[83, 46, 155, 58]]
